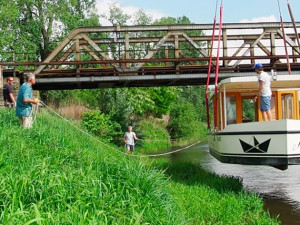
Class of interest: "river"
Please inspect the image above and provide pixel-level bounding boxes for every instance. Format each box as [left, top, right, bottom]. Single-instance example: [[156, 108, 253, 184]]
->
[[168, 143, 300, 225]]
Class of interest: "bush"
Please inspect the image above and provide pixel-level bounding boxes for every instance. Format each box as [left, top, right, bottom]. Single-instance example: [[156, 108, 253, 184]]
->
[[167, 101, 204, 139], [136, 118, 171, 152], [81, 110, 122, 143]]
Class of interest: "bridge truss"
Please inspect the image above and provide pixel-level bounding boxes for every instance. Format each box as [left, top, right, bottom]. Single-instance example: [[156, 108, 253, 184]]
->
[[1, 22, 300, 90]]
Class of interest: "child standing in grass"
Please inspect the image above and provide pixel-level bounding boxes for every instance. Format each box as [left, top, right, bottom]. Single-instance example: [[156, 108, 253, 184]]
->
[[123, 126, 139, 154]]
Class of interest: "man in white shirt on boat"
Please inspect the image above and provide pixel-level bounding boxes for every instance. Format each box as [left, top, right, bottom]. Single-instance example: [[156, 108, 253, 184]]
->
[[253, 63, 272, 121]]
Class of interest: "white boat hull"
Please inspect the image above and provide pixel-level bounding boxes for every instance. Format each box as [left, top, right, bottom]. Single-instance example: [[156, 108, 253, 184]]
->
[[208, 120, 300, 169]]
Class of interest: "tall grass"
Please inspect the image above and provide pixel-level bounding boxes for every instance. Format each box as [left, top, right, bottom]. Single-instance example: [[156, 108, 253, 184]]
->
[[0, 109, 179, 224]]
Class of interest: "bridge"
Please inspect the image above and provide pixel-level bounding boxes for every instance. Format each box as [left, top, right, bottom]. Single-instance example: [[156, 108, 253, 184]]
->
[[1, 22, 300, 90]]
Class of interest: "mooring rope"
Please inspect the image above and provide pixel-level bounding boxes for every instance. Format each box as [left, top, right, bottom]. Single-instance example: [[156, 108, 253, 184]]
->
[[39, 101, 207, 158]]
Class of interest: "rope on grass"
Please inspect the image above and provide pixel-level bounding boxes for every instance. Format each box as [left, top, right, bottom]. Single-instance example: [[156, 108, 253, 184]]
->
[[40, 101, 207, 158]]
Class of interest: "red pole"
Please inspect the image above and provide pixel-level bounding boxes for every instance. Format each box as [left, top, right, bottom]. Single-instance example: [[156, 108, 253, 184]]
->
[[205, 17, 217, 130], [277, 0, 291, 74], [213, 3, 223, 129], [280, 17, 292, 74]]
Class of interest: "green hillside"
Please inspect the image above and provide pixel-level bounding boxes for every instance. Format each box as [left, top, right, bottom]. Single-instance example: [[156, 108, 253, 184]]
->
[[0, 109, 279, 224]]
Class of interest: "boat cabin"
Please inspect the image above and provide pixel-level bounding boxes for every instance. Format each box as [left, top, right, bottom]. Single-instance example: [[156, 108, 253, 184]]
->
[[217, 75, 300, 130]]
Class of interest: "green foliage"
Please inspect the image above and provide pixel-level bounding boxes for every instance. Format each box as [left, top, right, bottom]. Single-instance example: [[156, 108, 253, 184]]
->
[[242, 99, 256, 122], [168, 100, 204, 139], [81, 110, 122, 143], [136, 118, 171, 152], [178, 86, 208, 122], [149, 87, 177, 117], [64, 87, 177, 120], [0, 0, 99, 62], [40, 90, 80, 106], [100, 2, 130, 26], [133, 9, 152, 25]]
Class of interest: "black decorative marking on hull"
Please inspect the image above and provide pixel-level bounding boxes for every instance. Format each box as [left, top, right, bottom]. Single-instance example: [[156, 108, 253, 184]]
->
[[239, 137, 271, 153]]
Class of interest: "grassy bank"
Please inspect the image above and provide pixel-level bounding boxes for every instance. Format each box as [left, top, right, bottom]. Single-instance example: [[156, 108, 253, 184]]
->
[[153, 160, 279, 225], [0, 109, 178, 224], [0, 109, 279, 224]]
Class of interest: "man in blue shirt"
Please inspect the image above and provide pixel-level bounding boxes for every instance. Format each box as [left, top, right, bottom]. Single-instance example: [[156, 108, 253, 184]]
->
[[16, 73, 39, 128]]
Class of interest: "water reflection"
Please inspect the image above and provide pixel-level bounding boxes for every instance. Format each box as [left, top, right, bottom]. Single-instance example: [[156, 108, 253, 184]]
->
[[169, 144, 300, 225]]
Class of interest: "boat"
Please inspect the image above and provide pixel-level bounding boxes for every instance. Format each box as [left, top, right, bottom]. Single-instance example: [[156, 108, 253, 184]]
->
[[208, 74, 300, 170]]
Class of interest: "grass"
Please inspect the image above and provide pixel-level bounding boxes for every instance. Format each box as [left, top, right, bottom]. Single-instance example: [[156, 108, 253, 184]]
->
[[0, 108, 279, 224], [152, 160, 279, 225], [0, 109, 178, 224], [135, 118, 171, 153]]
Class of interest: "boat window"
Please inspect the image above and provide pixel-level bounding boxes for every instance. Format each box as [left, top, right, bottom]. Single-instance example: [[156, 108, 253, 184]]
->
[[281, 94, 293, 119], [226, 96, 236, 124], [242, 99, 255, 122]]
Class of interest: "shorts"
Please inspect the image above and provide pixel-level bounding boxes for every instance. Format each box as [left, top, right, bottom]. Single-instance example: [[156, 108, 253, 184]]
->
[[19, 116, 33, 129], [125, 144, 135, 152], [260, 96, 271, 112]]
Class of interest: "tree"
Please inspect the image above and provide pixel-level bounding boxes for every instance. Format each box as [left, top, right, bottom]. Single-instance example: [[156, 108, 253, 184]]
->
[[100, 2, 130, 26], [179, 86, 207, 122], [167, 99, 203, 139], [0, 0, 99, 62], [132, 9, 152, 25]]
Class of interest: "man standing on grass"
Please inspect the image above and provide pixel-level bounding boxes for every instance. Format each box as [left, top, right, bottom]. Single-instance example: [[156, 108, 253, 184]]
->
[[123, 126, 139, 154], [3, 76, 16, 108], [16, 73, 39, 129], [253, 63, 272, 121]]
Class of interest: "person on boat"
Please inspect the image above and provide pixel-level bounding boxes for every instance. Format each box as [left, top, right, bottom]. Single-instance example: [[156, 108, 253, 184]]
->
[[16, 73, 39, 129], [123, 126, 139, 154], [253, 63, 272, 121]]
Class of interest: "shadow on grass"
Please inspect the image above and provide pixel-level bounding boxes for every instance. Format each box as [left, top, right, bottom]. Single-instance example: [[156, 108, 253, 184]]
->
[[154, 159, 243, 194]]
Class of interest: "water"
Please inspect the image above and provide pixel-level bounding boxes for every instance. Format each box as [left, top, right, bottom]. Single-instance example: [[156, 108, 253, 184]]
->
[[169, 144, 300, 225]]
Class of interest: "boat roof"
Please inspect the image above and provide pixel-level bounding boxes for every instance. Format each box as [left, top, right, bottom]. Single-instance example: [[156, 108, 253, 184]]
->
[[219, 75, 300, 92]]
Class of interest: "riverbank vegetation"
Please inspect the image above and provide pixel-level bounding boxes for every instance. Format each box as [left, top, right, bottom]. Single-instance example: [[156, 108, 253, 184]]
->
[[0, 109, 279, 224]]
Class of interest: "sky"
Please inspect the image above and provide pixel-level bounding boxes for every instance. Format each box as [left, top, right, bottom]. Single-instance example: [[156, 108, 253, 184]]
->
[[96, 0, 300, 25]]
